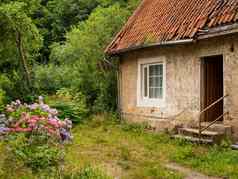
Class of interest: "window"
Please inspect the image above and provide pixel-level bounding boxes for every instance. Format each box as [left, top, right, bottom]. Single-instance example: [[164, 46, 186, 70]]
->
[[142, 63, 163, 99], [137, 57, 166, 107]]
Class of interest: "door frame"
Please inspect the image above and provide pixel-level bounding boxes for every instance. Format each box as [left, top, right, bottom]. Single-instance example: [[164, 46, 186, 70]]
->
[[200, 54, 224, 122]]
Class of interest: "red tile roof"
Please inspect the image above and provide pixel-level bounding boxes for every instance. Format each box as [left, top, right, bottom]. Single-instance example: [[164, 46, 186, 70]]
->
[[106, 0, 238, 54]]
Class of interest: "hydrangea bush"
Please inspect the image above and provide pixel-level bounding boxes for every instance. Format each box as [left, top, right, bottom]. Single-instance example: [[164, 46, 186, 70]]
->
[[0, 96, 73, 174], [1, 96, 72, 141]]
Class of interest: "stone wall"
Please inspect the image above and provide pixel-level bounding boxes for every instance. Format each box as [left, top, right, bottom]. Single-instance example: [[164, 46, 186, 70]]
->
[[119, 34, 238, 139]]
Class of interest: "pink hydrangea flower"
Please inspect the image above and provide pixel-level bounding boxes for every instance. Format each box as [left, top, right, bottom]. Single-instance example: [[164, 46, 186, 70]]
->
[[5, 97, 73, 142]]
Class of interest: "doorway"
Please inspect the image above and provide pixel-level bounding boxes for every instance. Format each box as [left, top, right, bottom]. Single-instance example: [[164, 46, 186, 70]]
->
[[201, 55, 224, 122]]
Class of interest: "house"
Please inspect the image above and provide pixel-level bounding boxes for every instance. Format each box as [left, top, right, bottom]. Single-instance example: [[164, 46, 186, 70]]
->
[[105, 0, 238, 142]]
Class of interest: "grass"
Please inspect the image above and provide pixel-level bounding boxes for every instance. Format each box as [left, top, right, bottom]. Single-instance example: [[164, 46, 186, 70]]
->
[[64, 115, 183, 179], [1, 114, 238, 178], [64, 115, 238, 179]]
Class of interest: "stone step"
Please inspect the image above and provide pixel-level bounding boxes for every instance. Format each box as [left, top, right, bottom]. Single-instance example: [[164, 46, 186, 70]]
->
[[191, 122, 232, 135], [231, 144, 238, 150], [178, 127, 220, 138], [173, 135, 213, 144]]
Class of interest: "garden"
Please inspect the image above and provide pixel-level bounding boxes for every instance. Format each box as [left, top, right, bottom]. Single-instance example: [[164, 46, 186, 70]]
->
[[0, 105, 238, 178]]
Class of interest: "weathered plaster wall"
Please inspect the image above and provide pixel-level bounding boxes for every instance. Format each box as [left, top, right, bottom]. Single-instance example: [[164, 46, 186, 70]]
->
[[119, 34, 238, 138]]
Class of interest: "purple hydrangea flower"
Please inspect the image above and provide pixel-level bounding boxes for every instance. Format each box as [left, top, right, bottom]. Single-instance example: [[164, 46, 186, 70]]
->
[[60, 128, 72, 141], [0, 127, 10, 134]]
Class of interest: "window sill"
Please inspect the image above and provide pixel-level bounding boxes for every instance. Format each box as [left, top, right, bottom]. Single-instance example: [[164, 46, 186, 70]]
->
[[137, 99, 166, 108]]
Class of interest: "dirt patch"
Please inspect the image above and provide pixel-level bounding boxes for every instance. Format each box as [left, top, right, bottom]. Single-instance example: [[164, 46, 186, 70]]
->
[[165, 163, 224, 179], [102, 162, 123, 179]]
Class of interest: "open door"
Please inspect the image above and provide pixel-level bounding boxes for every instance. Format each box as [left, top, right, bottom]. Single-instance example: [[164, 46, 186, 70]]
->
[[201, 55, 224, 122]]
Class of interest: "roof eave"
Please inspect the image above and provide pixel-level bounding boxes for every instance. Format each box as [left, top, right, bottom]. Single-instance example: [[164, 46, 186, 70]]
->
[[106, 39, 194, 56], [197, 22, 238, 40], [106, 23, 238, 56]]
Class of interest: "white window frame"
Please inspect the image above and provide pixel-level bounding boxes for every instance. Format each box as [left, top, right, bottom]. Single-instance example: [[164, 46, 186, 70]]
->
[[137, 57, 166, 107]]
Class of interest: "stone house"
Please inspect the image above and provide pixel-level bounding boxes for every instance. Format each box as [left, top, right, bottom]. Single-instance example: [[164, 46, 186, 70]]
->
[[105, 0, 238, 142]]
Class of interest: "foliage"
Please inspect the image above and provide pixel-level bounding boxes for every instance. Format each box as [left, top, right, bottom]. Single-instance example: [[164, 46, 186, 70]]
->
[[1, 115, 238, 178], [64, 117, 238, 179], [3, 133, 64, 173], [0, 89, 7, 112], [63, 166, 112, 179], [49, 4, 130, 112], [121, 122, 150, 134], [0, 74, 14, 100], [170, 140, 238, 178], [0, 1, 42, 95], [0, 1, 42, 58], [0, 0, 140, 111], [0, 97, 72, 174], [34, 0, 139, 63], [33, 64, 74, 94], [4, 98, 73, 141], [47, 88, 89, 123], [50, 4, 129, 65], [65, 116, 184, 179]]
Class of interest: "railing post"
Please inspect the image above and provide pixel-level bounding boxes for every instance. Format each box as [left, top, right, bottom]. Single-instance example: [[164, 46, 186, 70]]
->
[[199, 115, 201, 143]]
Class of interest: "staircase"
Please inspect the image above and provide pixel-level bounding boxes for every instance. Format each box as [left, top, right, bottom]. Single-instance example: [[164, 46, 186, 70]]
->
[[174, 123, 232, 144], [173, 95, 231, 144]]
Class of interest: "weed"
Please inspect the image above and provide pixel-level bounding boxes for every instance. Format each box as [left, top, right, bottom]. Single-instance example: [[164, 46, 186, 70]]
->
[[63, 166, 112, 179]]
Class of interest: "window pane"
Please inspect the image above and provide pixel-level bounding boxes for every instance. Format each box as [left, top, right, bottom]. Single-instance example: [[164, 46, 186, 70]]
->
[[149, 77, 156, 87], [149, 88, 163, 98], [149, 88, 155, 98], [148, 64, 163, 99], [159, 65, 163, 75], [158, 87, 163, 98], [158, 76, 163, 87], [149, 64, 163, 76], [154, 88, 160, 98], [149, 76, 163, 88], [144, 67, 148, 97]]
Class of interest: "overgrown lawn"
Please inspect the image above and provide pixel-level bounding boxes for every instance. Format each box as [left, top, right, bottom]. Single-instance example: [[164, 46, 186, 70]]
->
[[1, 114, 238, 178], [64, 115, 238, 179]]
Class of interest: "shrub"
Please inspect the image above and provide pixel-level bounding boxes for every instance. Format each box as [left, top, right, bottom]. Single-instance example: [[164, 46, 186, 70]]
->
[[48, 4, 131, 113], [4, 98, 72, 141], [48, 88, 89, 123], [0, 74, 14, 100], [4, 133, 64, 173], [0, 89, 6, 112], [0, 74, 13, 93], [0, 97, 73, 173]]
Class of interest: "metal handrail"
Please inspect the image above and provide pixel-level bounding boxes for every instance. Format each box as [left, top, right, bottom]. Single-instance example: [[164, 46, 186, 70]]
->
[[198, 94, 229, 142], [200, 112, 229, 132], [199, 94, 229, 116]]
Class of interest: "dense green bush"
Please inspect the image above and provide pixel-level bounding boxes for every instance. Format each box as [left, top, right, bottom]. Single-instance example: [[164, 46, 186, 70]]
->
[[0, 74, 15, 101], [47, 88, 89, 123], [0, 89, 7, 112], [48, 4, 130, 113], [33, 65, 76, 94], [4, 133, 64, 173]]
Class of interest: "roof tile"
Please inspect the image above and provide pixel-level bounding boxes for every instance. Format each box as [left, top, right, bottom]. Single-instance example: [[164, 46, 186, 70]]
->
[[106, 0, 238, 54]]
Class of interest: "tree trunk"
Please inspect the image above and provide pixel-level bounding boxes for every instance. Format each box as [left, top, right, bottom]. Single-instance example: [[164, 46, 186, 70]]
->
[[15, 30, 31, 90]]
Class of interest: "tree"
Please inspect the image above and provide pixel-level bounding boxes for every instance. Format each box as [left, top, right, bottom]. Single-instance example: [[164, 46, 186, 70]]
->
[[48, 4, 130, 111], [0, 2, 42, 91]]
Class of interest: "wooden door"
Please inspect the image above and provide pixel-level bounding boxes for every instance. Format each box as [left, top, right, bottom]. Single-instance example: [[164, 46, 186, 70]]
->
[[201, 55, 223, 122]]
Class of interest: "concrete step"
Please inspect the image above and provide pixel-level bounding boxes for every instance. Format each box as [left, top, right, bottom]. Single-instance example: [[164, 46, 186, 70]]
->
[[231, 144, 238, 150], [178, 128, 220, 139], [173, 135, 213, 144], [191, 122, 232, 136]]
